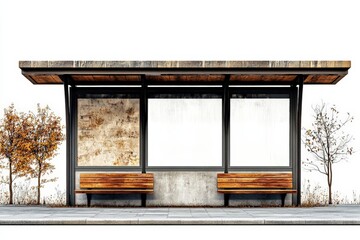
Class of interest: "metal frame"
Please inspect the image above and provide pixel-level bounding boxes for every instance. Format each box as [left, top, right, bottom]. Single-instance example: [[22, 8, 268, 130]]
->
[[140, 75, 148, 174], [64, 82, 303, 206], [146, 86, 224, 170], [223, 75, 230, 173], [62, 76, 71, 206], [140, 77, 148, 206], [22, 66, 349, 80], [147, 87, 223, 96], [224, 86, 296, 206], [73, 87, 142, 171], [290, 84, 298, 206], [296, 76, 304, 206], [70, 85, 76, 206], [223, 77, 231, 206], [227, 87, 296, 171]]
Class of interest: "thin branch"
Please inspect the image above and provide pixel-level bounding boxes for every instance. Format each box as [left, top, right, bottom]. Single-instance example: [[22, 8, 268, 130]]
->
[[304, 161, 327, 175]]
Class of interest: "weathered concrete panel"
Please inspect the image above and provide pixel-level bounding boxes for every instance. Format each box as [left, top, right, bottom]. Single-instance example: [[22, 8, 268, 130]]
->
[[147, 172, 223, 206], [229, 194, 292, 207]]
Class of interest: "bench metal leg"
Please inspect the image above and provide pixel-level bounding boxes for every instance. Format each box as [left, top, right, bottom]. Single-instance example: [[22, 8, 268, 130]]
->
[[224, 194, 230, 207], [281, 194, 286, 207], [86, 194, 92, 207], [141, 194, 146, 207]]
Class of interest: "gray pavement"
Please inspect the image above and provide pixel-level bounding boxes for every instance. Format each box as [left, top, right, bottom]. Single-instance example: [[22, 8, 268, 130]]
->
[[1, 205, 360, 225]]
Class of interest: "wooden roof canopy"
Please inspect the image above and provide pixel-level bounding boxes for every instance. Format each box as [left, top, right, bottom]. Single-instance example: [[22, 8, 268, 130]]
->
[[19, 61, 351, 85]]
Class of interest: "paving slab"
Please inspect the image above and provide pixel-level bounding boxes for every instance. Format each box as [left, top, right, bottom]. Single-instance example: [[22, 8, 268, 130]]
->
[[1, 205, 360, 225]]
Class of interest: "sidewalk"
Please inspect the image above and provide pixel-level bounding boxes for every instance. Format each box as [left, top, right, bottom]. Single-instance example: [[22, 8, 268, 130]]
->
[[1, 205, 360, 225]]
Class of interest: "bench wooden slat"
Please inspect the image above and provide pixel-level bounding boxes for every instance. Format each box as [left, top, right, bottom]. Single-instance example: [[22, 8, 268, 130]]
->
[[80, 182, 154, 189], [218, 182, 293, 189], [217, 172, 293, 189], [75, 189, 154, 194], [80, 177, 153, 183], [218, 189, 297, 194], [217, 173, 292, 178], [217, 177, 292, 183], [80, 173, 153, 178]]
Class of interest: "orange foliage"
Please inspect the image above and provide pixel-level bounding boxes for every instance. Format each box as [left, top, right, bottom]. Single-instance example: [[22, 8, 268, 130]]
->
[[0, 104, 33, 204], [0, 104, 64, 205], [27, 104, 64, 204]]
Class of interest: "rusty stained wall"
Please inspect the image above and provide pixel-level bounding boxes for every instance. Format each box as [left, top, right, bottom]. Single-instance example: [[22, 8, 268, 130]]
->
[[77, 98, 140, 166]]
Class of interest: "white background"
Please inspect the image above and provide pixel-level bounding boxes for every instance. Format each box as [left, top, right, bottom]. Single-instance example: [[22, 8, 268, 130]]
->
[[1, 0, 360, 238]]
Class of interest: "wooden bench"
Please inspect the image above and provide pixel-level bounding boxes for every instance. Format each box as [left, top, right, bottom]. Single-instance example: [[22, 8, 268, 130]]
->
[[75, 173, 154, 207], [217, 172, 296, 207]]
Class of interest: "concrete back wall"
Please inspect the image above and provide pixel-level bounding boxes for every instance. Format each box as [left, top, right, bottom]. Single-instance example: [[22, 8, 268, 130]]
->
[[147, 172, 223, 206], [75, 171, 292, 207]]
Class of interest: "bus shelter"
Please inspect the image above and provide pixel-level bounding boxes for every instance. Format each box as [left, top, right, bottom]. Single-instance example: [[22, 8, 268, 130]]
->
[[19, 60, 350, 207]]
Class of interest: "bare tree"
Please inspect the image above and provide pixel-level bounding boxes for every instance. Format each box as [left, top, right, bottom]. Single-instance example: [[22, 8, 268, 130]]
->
[[303, 103, 354, 204], [0, 104, 33, 204]]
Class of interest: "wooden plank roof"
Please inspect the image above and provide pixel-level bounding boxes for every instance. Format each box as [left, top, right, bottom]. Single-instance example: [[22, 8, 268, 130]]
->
[[19, 60, 351, 85]]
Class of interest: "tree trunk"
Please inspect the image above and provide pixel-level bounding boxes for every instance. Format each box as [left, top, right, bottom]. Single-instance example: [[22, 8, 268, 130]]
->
[[328, 162, 333, 205], [328, 183, 332, 204], [9, 160, 13, 204], [37, 173, 41, 205]]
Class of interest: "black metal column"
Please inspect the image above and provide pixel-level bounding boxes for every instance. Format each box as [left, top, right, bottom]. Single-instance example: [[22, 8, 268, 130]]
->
[[223, 75, 230, 206], [223, 75, 230, 173], [140, 75, 148, 207], [296, 76, 304, 206], [63, 76, 71, 206], [140, 75, 148, 174], [290, 84, 297, 206], [69, 83, 76, 206]]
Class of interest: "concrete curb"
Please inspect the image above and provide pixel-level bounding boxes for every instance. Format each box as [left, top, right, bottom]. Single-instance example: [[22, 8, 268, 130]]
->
[[1, 206, 360, 225]]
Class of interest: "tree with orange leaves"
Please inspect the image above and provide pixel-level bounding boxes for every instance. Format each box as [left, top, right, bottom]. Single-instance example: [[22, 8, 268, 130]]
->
[[27, 104, 64, 205], [0, 104, 33, 204]]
